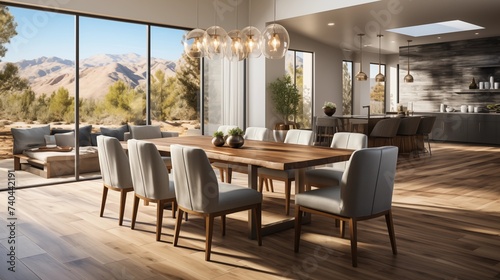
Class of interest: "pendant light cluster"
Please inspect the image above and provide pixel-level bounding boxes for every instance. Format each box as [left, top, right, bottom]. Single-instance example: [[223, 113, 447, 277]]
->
[[183, 0, 289, 61]]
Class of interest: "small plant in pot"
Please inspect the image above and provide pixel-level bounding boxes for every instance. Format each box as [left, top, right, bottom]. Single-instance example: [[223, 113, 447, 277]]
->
[[226, 127, 245, 148], [322, 101, 336, 116], [212, 131, 225, 147]]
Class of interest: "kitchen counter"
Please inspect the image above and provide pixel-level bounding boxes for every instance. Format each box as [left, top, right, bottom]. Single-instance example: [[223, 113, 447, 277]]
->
[[418, 112, 500, 145]]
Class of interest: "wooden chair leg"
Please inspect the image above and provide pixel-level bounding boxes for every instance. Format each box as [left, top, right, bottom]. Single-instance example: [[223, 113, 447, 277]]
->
[[253, 204, 262, 246], [221, 215, 226, 236], [131, 195, 140, 229], [205, 215, 215, 261], [269, 179, 274, 192], [144, 200, 149, 206], [219, 168, 225, 182], [385, 211, 398, 255], [156, 200, 164, 241], [349, 218, 358, 267], [171, 201, 176, 218], [118, 189, 127, 226], [173, 209, 184, 246], [258, 177, 265, 192], [294, 206, 303, 252], [340, 220, 345, 238], [264, 178, 270, 192], [100, 186, 108, 217]]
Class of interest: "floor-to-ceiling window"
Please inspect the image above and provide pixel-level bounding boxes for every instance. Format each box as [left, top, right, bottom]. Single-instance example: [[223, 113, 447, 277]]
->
[[342, 60, 353, 115], [370, 62, 386, 114], [285, 50, 313, 129], [0, 4, 211, 188]]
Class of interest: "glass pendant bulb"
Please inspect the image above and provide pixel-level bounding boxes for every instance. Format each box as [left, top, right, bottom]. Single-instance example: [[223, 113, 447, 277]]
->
[[226, 29, 248, 61], [261, 23, 289, 59], [203, 26, 228, 60], [241, 26, 262, 58], [404, 40, 414, 83], [183, 28, 206, 58], [355, 34, 367, 81]]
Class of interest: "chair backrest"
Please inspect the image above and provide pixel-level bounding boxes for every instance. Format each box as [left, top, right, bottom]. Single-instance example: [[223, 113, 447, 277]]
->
[[313, 116, 339, 146], [340, 146, 398, 217], [216, 125, 238, 135], [397, 117, 421, 135], [97, 135, 133, 189], [284, 129, 314, 145], [170, 144, 219, 213], [127, 139, 174, 200], [129, 125, 162, 140], [329, 132, 368, 170], [416, 116, 436, 135], [244, 127, 269, 141], [370, 118, 401, 138]]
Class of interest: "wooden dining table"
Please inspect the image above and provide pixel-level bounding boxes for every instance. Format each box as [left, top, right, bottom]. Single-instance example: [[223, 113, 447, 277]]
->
[[128, 135, 354, 239]]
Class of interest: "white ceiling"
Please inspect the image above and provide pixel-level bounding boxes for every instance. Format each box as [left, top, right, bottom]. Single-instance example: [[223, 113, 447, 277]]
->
[[275, 0, 500, 54]]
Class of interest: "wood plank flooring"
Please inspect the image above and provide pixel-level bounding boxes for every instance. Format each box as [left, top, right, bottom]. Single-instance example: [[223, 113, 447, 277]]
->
[[0, 142, 499, 279]]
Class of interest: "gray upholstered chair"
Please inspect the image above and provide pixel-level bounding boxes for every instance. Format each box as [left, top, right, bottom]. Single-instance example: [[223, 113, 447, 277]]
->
[[305, 132, 367, 189], [214, 126, 269, 183], [416, 116, 436, 155], [126, 125, 179, 171], [294, 146, 399, 267], [96, 135, 134, 226], [395, 116, 421, 155], [258, 129, 313, 215], [369, 118, 401, 147], [170, 144, 262, 261], [127, 139, 176, 241]]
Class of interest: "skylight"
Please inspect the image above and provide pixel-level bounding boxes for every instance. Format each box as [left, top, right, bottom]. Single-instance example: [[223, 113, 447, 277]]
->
[[387, 20, 484, 37]]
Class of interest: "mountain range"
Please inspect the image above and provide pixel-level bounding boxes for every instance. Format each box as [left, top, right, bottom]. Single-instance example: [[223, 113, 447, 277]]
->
[[0, 53, 177, 100]]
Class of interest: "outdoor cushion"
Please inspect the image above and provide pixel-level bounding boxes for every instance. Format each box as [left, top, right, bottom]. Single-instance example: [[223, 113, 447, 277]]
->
[[11, 125, 51, 154], [55, 131, 75, 147], [100, 124, 129, 141], [51, 125, 93, 146]]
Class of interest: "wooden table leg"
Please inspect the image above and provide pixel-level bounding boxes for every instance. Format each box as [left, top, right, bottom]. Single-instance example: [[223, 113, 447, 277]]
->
[[248, 164, 259, 239]]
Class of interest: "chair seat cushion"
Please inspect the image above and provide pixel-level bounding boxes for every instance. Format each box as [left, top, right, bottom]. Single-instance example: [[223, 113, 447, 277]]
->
[[305, 167, 343, 187], [295, 187, 341, 215], [210, 184, 262, 213], [258, 168, 295, 179]]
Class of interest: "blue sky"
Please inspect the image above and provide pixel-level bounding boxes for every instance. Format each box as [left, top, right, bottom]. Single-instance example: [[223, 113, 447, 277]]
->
[[3, 6, 185, 62]]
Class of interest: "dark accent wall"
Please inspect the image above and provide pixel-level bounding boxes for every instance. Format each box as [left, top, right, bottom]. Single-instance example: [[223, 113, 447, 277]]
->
[[399, 36, 500, 112]]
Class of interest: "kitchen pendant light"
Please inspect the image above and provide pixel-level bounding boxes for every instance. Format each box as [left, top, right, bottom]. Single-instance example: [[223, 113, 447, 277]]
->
[[183, 0, 206, 58], [375, 34, 385, 82], [241, 0, 262, 58], [203, 26, 228, 60], [404, 40, 414, 83], [261, 0, 289, 59], [355, 34, 367, 81]]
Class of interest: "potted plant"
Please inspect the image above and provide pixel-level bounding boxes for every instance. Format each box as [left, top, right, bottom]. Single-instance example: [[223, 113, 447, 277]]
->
[[322, 101, 337, 116], [212, 130, 225, 147], [269, 75, 300, 130], [226, 127, 245, 148]]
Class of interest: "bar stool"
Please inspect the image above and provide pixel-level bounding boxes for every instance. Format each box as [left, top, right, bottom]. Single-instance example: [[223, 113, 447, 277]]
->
[[395, 117, 421, 155], [369, 118, 401, 147], [416, 116, 436, 155]]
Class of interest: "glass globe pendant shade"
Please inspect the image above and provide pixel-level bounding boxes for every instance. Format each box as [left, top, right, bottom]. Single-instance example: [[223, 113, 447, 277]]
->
[[261, 23, 289, 59], [183, 28, 206, 58], [226, 29, 248, 61], [203, 26, 228, 60], [241, 26, 262, 58]]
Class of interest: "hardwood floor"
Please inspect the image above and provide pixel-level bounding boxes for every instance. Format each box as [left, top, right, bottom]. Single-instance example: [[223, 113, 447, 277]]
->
[[0, 142, 499, 279]]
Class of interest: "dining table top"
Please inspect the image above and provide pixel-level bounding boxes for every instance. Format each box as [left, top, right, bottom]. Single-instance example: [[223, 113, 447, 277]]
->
[[136, 135, 354, 171]]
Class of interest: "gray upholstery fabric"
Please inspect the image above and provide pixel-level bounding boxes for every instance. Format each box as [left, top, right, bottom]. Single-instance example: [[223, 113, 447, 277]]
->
[[296, 146, 398, 218], [54, 131, 75, 147], [370, 118, 401, 138], [127, 139, 175, 200], [397, 117, 421, 135], [11, 125, 51, 154], [244, 127, 269, 141], [100, 124, 129, 141], [129, 125, 162, 140], [97, 135, 133, 190], [305, 132, 367, 188], [170, 144, 262, 213]]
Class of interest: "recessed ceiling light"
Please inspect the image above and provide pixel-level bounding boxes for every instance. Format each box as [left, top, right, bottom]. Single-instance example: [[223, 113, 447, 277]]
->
[[475, 32, 479, 35], [387, 20, 484, 37], [327, 22, 335, 26]]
